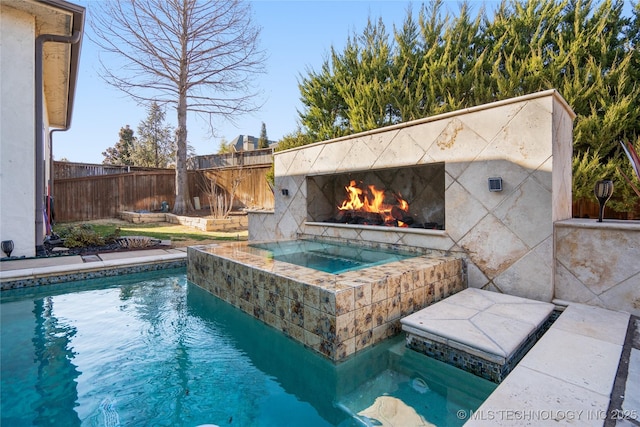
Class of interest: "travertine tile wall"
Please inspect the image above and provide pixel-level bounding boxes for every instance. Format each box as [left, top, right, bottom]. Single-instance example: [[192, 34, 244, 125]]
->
[[249, 90, 576, 302], [187, 243, 464, 361], [555, 219, 640, 316], [248, 210, 277, 241]]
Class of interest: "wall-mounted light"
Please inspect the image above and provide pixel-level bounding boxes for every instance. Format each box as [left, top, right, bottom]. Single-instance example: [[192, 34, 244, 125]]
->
[[594, 179, 614, 222], [1, 240, 14, 258], [281, 189, 289, 196], [488, 177, 503, 192]]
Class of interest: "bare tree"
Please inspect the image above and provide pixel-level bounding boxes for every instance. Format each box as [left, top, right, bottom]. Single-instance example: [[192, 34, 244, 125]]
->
[[91, 0, 266, 214], [197, 167, 246, 219]]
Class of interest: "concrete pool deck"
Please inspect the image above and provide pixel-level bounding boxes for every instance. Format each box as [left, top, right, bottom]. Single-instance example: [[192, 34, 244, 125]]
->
[[0, 248, 638, 426], [465, 303, 638, 426]]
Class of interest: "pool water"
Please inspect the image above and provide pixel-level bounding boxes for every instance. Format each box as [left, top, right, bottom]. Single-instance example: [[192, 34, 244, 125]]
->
[[1, 269, 495, 426], [247, 240, 418, 274]]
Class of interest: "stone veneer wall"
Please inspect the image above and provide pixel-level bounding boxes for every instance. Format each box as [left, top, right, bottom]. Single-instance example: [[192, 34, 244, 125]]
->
[[249, 90, 575, 302], [187, 243, 464, 361], [555, 219, 640, 316]]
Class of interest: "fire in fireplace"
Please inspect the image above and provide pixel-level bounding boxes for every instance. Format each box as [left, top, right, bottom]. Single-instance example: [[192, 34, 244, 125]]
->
[[306, 164, 445, 230], [334, 180, 413, 227]]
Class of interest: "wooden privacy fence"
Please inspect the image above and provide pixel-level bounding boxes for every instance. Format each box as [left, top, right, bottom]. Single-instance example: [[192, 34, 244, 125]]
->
[[54, 170, 176, 222], [54, 161, 165, 179], [187, 148, 273, 169], [190, 166, 274, 215], [54, 167, 274, 222], [573, 198, 640, 220]]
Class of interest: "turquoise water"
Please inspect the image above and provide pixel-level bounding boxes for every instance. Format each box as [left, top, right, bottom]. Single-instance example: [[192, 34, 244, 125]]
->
[[247, 240, 417, 274], [1, 269, 495, 426]]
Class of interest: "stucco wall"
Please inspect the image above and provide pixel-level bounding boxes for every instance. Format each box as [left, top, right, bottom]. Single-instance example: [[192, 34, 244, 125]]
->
[[555, 219, 640, 316], [1, 5, 36, 258], [249, 90, 575, 302]]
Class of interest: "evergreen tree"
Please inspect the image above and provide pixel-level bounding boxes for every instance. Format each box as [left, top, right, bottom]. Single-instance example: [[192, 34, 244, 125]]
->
[[299, 60, 349, 141], [337, 17, 396, 132], [275, 127, 315, 152], [218, 137, 233, 154], [391, 6, 428, 122], [134, 102, 175, 168], [258, 122, 269, 148], [102, 125, 136, 165]]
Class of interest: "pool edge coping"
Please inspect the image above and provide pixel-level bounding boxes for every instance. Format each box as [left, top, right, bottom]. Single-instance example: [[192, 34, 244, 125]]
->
[[1, 250, 188, 290]]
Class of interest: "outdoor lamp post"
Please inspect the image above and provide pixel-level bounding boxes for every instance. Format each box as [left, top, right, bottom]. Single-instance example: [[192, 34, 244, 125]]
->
[[594, 179, 614, 222]]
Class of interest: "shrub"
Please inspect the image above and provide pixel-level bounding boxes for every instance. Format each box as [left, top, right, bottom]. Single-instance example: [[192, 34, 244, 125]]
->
[[57, 224, 106, 248]]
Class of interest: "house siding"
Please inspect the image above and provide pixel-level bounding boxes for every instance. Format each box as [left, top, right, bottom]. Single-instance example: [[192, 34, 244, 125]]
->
[[1, 5, 37, 257]]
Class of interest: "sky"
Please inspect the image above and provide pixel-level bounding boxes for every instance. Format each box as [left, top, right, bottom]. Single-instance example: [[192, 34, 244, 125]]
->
[[54, 0, 476, 164]]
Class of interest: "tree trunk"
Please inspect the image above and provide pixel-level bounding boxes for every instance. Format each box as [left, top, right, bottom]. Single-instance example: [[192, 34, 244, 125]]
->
[[173, 9, 193, 216], [173, 90, 192, 214]]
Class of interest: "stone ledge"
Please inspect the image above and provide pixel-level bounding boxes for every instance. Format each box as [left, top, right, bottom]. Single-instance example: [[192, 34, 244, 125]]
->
[[304, 221, 449, 237], [119, 211, 166, 223], [119, 211, 248, 231], [555, 218, 640, 231], [401, 288, 555, 382]]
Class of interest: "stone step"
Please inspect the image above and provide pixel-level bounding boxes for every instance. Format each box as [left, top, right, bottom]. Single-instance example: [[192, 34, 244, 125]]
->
[[401, 288, 555, 382]]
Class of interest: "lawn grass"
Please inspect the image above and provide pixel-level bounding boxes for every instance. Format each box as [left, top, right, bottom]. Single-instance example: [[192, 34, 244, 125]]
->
[[55, 220, 247, 244]]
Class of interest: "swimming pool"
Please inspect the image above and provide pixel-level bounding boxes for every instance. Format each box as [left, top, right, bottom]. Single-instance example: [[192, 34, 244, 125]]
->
[[1, 269, 495, 426], [246, 240, 418, 274]]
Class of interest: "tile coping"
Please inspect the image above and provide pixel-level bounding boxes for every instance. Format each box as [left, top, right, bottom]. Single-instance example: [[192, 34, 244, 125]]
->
[[0, 251, 187, 282], [555, 218, 640, 231], [275, 89, 574, 155], [192, 240, 454, 286]]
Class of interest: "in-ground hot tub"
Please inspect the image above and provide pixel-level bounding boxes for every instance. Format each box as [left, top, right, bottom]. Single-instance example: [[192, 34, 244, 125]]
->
[[246, 240, 418, 274], [187, 239, 465, 361]]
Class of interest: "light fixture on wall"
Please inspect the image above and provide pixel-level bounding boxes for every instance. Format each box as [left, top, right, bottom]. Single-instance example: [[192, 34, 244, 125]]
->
[[488, 177, 503, 192], [1, 240, 14, 258], [594, 179, 614, 222]]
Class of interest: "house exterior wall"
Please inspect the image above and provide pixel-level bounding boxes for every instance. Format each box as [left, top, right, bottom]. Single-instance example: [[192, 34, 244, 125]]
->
[[1, 5, 37, 258], [249, 90, 575, 302]]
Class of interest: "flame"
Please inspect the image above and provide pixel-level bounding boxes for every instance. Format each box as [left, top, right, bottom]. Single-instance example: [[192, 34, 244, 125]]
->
[[337, 180, 410, 227]]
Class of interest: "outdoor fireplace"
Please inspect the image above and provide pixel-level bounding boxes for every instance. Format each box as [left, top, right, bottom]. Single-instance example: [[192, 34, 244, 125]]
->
[[306, 163, 445, 230]]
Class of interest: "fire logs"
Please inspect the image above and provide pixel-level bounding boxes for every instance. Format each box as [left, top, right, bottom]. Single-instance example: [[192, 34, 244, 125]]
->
[[326, 180, 442, 229], [327, 210, 441, 229]]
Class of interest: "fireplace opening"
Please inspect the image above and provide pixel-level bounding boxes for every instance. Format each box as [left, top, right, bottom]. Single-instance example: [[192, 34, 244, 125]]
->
[[307, 163, 445, 230]]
